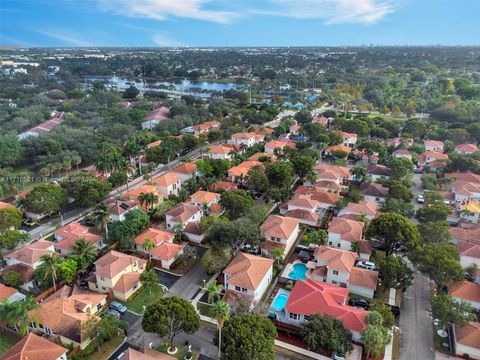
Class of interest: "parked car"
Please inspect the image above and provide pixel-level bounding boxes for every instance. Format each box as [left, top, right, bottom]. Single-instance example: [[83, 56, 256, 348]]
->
[[348, 298, 370, 310], [105, 308, 121, 318], [332, 353, 345, 360], [22, 218, 37, 226], [356, 261, 376, 271], [417, 195, 424, 204], [387, 304, 401, 316], [109, 301, 128, 314]]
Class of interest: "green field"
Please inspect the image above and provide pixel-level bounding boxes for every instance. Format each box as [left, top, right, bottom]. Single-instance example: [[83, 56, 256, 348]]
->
[[0, 333, 20, 355], [121, 285, 166, 314]]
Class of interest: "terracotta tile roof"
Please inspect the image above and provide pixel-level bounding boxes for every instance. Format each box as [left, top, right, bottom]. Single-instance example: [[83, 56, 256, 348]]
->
[[210, 181, 238, 192], [367, 164, 391, 177], [122, 347, 175, 360], [231, 132, 257, 140], [265, 140, 296, 151], [228, 161, 263, 178], [358, 239, 374, 255], [145, 107, 169, 121], [134, 227, 174, 246], [457, 241, 480, 258], [1, 264, 34, 284], [260, 215, 299, 240], [456, 144, 478, 153], [339, 200, 378, 218], [166, 203, 201, 223], [328, 217, 363, 242], [0, 283, 18, 302], [150, 242, 184, 261], [247, 152, 277, 162], [445, 172, 480, 183], [184, 221, 203, 235], [286, 279, 367, 333], [287, 195, 319, 210], [190, 190, 220, 205], [209, 145, 233, 155], [424, 140, 444, 147], [310, 191, 342, 205], [112, 272, 141, 293], [452, 181, 480, 197], [393, 149, 412, 156], [224, 252, 273, 290], [30, 285, 107, 344], [424, 151, 449, 160], [450, 224, 480, 243], [209, 202, 223, 214], [350, 267, 378, 290], [122, 185, 161, 203], [340, 131, 357, 140], [429, 160, 448, 168], [260, 241, 286, 252], [456, 322, 480, 349], [151, 173, 180, 187], [361, 183, 388, 198], [106, 199, 137, 216], [313, 163, 350, 178], [450, 281, 480, 303], [314, 245, 356, 273], [326, 145, 352, 154], [94, 251, 146, 279], [314, 180, 343, 191], [0, 201, 15, 209], [172, 162, 197, 175], [53, 222, 102, 252], [5, 239, 55, 266], [285, 209, 320, 223], [146, 140, 162, 149], [0, 332, 66, 360]]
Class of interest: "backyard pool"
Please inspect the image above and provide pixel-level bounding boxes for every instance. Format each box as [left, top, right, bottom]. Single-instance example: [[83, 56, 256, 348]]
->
[[270, 292, 289, 312], [288, 263, 308, 281]]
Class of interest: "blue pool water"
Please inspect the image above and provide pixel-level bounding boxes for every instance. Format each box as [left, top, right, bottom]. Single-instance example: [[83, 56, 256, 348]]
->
[[271, 293, 289, 312], [288, 263, 308, 280]]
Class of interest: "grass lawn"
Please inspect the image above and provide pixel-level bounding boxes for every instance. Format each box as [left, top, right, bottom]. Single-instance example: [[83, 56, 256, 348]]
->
[[196, 302, 212, 317], [156, 343, 199, 360], [0, 333, 20, 355], [82, 335, 125, 360], [121, 285, 166, 314]]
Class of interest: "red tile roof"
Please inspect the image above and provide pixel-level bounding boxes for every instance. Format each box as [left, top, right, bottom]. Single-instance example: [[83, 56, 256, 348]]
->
[[166, 203, 201, 223], [314, 246, 356, 273], [94, 251, 146, 279], [450, 281, 480, 303], [456, 322, 480, 349], [224, 252, 273, 290], [328, 217, 363, 242], [172, 162, 197, 175], [134, 227, 175, 246], [260, 215, 299, 239], [0, 332, 66, 360], [456, 144, 478, 153], [0, 283, 18, 302], [350, 267, 378, 290], [150, 242, 184, 261], [5, 239, 55, 266]]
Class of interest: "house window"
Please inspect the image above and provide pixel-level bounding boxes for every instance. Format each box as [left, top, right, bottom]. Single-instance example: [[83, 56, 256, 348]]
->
[[337, 243, 340, 248], [235, 286, 241, 292], [29, 321, 36, 328], [340, 282, 347, 288], [133, 284, 138, 291], [102, 286, 107, 290], [241, 288, 247, 293], [289, 313, 298, 320], [133, 261, 138, 268], [304, 315, 311, 321], [100, 276, 104, 281], [96, 303, 102, 311], [168, 224, 171, 228], [333, 270, 339, 275], [328, 242, 332, 246], [271, 237, 275, 241], [332, 280, 337, 284]]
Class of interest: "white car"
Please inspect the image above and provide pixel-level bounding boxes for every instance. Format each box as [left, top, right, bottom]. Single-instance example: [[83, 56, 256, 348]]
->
[[417, 195, 424, 204], [356, 261, 376, 271]]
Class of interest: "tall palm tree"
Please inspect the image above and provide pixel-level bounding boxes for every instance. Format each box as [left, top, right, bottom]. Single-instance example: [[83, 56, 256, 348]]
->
[[0, 296, 39, 335], [271, 247, 284, 267], [138, 192, 159, 210], [92, 205, 110, 241], [211, 300, 230, 359], [143, 236, 155, 262], [72, 238, 98, 270], [38, 254, 62, 292], [71, 154, 82, 171], [204, 280, 220, 304]]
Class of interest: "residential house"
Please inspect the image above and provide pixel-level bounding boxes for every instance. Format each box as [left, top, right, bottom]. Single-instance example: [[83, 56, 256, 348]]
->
[[133, 227, 183, 269], [223, 252, 273, 306], [290, 124, 301, 135], [151, 173, 181, 197], [340, 131, 357, 147], [314, 180, 343, 194], [228, 132, 264, 147], [385, 137, 402, 148], [451, 223, 480, 244], [312, 163, 350, 185], [338, 200, 378, 221], [452, 181, 480, 202], [171, 162, 198, 183], [264, 140, 296, 154], [17, 112, 65, 140], [134, 227, 175, 253], [247, 152, 277, 162], [53, 222, 104, 256], [312, 116, 329, 127], [183, 222, 205, 243], [142, 107, 170, 130], [285, 195, 319, 214], [260, 215, 300, 257], [208, 145, 234, 160], [327, 217, 371, 260], [227, 161, 262, 183], [418, 151, 449, 166], [424, 140, 444, 152], [450, 281, 480, 311], [324, 145, 352, 157], [283, 279, 367, 341], [0, 332, 67, 360], [284, 209, 319, 227], [456, 144, 479, 155], [105, 198, 138, 221], [3, 239, 56, 291], [458, 201, 480, 224], [361, 183, 389, 203], [446, 172, 480, 184], [367, 164, 391, 182], [165, 203, 203, 231], [392, 149, 413, 160], [190, 190, 220, 210], [313, 246, 378, 298], [29, 285, 107, 349], [0, 201, 15, 210], [192, 121, 220, 136], [457, 241, 480, 270], [122, 185, 162, 210], [0, 283, 26, 303], [119, 347, 176, 360], [454, 322, 480, 359], [88, 251, 146, 301], [210, 181, 238, 192], [310, 191, 342, 210]]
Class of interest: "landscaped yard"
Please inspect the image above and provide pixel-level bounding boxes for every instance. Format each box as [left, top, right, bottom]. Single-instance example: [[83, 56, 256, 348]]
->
[[82, 335, 125, 360], [196, 301, 212, 317], [0, 333, 20, 355], [156, 343, 199, 360], [121, 285, 166, 314]]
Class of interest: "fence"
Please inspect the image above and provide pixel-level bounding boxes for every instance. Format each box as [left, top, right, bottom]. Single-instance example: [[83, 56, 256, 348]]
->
[[35, 281, 66, 302]]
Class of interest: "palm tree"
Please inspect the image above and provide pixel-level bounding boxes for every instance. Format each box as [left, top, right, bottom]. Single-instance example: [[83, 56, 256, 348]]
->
[[271, 248, 284, 267], [0, 296, 39, 335], [138, 192, 159, 210], [71, 154, 82, 171], [204, 280, 220, 304], [351, 241, 361, 255], [72, 238, 98, 270], [92, 205, 110, 241], [211, 300, 230, 359], [143, 236, 155, 262], [38, 254, 62, 292]]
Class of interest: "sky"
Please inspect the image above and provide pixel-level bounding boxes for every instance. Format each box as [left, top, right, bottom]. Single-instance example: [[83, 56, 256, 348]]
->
[[1, 0, 479, 47]]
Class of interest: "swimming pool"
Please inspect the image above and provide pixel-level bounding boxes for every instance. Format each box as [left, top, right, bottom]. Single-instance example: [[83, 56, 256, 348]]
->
[[288, 263, 308, 281], [271, 293, 289, 312]]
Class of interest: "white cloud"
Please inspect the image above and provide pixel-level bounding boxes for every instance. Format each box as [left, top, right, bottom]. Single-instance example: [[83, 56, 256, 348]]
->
[[98, 0, 236, 24], [33, 29, 92, 46], [152, 33, 184, 46], [259, 0, 398, 24]]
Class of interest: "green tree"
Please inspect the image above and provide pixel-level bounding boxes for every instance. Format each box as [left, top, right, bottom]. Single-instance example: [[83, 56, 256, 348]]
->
[[140, 269, 159, 295], [138, 192, 159, 210], [366, 213, 421, 256], [361, 323, 390, 359], [291, 155, 315, 179], [301, 314, 353, 355], [2, 271, 24, 288], [328, 131, 343, 145], [0, 136, 21, 166], [142, 297, 200, 351], [410, 243, 464, 289], [265, 161, 293, 189], [416, 205, 451, 223], [38, 253, 62, 291], [0, 230, 29, 254], [221, 314, 277, 360], [417, 221, 451, 244], [71, 238, 98, 270], [23, 184, 67, 215], [0, 296, 39, 335], [123, 85, 140, 99], [204, 280, 220, 304], [387, 181, 413, 202], [388, 157, 413, 180], [62, 174, 112, 208], [92, 205, 110, 240], [83, 314, 126, 351], [370, 304, 395, 329], [219, 190, 255, 219], [381, 197, 414, 218], [247, 166, 269, 195], [0, 208, 23, 231], [294, 109, 313, 124], [211, 300, 230, 359], [59, 258, 78, 284], [379, 256, 413, 290], [431, 294, 475, 329]]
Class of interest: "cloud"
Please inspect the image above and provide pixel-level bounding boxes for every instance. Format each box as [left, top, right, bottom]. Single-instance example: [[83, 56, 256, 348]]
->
[[152, 33, 185, 46], [98, 0, 236, 24], [34, 29, 92, 46], [258, 0, 398, 24]]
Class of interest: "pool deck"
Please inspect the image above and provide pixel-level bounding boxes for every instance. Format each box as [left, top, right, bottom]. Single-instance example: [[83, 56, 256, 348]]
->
[[269, 288, 291, 314]]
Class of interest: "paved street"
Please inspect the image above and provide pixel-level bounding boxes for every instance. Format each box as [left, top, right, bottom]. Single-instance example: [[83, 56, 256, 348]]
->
[[399, 271, 434, 360]]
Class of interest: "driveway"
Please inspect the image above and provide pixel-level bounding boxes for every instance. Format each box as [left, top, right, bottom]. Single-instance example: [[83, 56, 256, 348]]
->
[[121, 311, 140, 328], [399, 271, 435, 360], [155, 269, 181, 290]]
